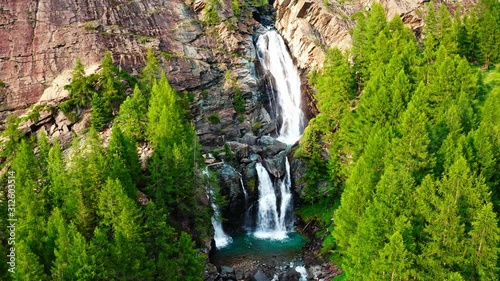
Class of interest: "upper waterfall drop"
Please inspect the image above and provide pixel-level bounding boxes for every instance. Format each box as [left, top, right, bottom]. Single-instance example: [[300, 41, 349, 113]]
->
[[256, 30, 305, 145]]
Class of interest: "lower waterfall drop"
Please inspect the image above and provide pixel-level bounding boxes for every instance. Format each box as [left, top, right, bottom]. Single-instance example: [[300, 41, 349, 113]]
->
[[254, 157, 294, 240], [254, 162, 286, 240]]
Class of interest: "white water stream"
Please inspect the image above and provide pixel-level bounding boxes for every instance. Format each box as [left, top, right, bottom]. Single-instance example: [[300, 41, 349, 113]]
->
[[203, 169, 232, 248]]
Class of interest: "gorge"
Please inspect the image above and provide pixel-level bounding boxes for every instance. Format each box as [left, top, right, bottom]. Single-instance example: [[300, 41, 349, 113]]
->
[[2, 1, 497, 281], [208, 28, 310, 279]]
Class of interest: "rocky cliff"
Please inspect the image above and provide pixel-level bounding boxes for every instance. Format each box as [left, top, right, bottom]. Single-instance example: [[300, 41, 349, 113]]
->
[[274, 0, 478, 70], [0, 0, 280, 148]]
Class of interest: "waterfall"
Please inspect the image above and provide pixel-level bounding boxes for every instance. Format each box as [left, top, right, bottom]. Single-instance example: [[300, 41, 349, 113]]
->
[[211, 203, 232, 248], [203, 169, 232, 248], [254, 162, 287, 240], [254, 158, 294, 240], [256, 30, 304, 145], [251, 29, 305, 240]]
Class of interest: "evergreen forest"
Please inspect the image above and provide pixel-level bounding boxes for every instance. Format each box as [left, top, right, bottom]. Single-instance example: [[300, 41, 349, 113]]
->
[[0, 50, 210, 280], [297, 0, 500, 280], [0, 0, 499, 280]]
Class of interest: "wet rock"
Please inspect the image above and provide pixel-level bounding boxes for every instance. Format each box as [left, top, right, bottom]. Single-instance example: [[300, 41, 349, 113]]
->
[[221, 266, 236, 280], [258, 135, 275, 146], [308, 265, 323, 280], [240, 133, 258, 146], [235, 268, 245, 280], [217, 164, 246, 232], [251, 270, 269, 281], [280, 268, 301, 281], [262, 150, 287, 178], [227, 141, 250, 160], [288, 148, 306, 194]]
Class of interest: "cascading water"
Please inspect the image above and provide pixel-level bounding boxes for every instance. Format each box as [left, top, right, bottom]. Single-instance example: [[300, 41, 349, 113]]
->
[[203, 169, 232, 248], [254, 162, 287, 240], [251, 29, 305, 240], [256, 29, 305, 145], [278, 157, 293, 231]]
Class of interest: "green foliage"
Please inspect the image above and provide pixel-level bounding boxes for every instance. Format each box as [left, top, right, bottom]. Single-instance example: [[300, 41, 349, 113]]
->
[[233, 90, 246, 114], [204, 0, 220, 25], [301, 2, 500, 280], [251, 121, 262, 134], [139, 48, 160, 95], [231, 0, 241, 18], [2, 51, 208, 280], [115, 85, 148, 141], [1, 115, 23, 162], [247, 0, 268, 8], [63, 58, 95, 109], [90, 92, 111, 131], [207, 113, 221, 124]]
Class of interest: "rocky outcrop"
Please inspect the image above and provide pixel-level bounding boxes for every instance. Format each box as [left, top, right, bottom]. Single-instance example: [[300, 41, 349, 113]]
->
[[0, 0, 207, 117], [208, 136, 290, 233], [274, 0, 478, 70]]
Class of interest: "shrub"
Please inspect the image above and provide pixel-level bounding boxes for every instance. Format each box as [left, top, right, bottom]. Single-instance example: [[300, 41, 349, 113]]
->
[[207, 114, 221, 124], [233, 90, 245, 114]]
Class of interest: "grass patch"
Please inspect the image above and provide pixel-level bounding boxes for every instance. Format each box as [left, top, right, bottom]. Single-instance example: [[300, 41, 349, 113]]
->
[[297, 198, 337, 229], [333, 273, 347, 281], [484, 64, 500, 87]]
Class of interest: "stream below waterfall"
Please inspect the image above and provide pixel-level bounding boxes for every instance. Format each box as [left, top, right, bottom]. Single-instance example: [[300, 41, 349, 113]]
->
[[210, 28, 308, 280]]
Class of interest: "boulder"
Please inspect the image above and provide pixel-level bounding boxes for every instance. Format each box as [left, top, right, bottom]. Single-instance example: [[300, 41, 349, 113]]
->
[[262, 150, 287, 178], [280, 268, 301, 281], [55, 111, 72, 128], [226, 141, 250, 160], [221, 266, 236, 280], [251, 270, 269, 281]]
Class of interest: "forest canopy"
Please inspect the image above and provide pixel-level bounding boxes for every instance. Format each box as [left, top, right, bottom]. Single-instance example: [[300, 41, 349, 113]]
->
[[298, 1, 500, 280]]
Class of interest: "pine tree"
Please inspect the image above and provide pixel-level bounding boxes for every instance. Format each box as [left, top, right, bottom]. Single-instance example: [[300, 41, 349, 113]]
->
[[368, 217, 414, 281], [1, 115, 23, 160], [312, 48, 355, 134], [98, 178, 149, 279], [477, 0, 500, 67], [12, 140, 46, 258], [139, 48, 160, 96], [14, 242, 47, 281], [175, 232, 204, 280], [90, 92, 110, 131], [352, 3, 387, 83], [115, 85, 148, 141], [47, 139, 67, 209], [87, 227, 112, 280], [468, 203, 499, 280], [64, 58, 94, 108], [67, 128, 108, 238], [107, 125, 140, 200], [143, 201, 177, 278], [333, 128, 391, 252], [50, 208, 88, 281]]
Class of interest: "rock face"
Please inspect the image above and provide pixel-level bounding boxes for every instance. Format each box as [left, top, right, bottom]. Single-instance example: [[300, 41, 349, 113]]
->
[[0, 0, 190, 116], [274, 0, 478, 70], [0, 0, 280, 148]]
